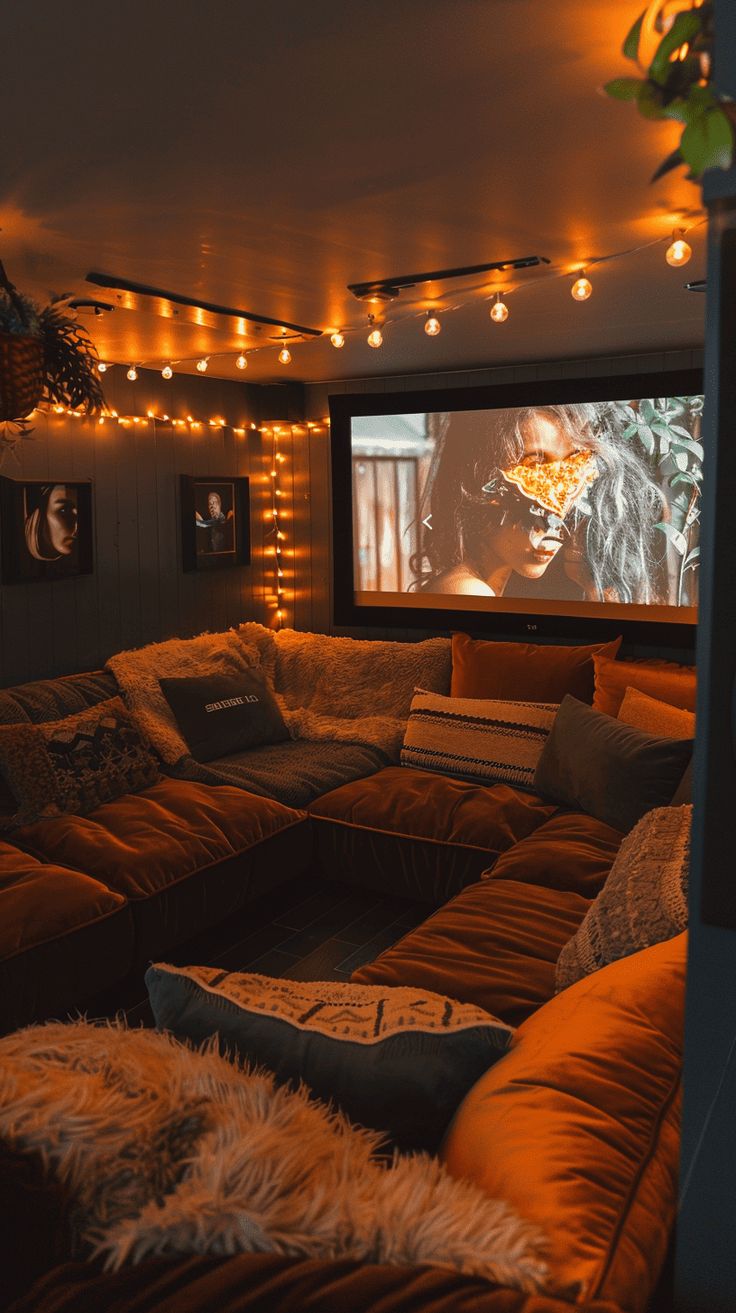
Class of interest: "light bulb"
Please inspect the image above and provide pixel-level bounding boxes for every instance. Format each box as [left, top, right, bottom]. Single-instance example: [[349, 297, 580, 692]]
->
[[236, 352, 248, 369], [196, 358, 209, 373], [330, 331, 345, 349], [424, 312, 441, 336], [367, 328, 383, 348], [278, 346, 292, 365], [666, 230, 692, 268], [571, 275, 592, 302], [97, 362, 108, 374], [161, 364, 173, 380], [126, 365, 138, 382], [490, 293, 509, 323]]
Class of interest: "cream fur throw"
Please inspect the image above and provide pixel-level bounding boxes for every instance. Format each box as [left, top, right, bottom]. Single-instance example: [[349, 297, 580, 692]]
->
[[0, 1020, 547, 1291], [106, 631, 264, 765], [246, 627, 452, 758]]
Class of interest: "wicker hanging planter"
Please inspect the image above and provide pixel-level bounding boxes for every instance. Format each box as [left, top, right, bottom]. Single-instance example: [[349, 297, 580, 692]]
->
[[0, 330, 44, 421], [0, 260, 104, 438]]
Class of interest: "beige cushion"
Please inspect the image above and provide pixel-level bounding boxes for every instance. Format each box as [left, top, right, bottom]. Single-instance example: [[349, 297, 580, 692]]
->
[[617, 686, 696, 740], [401, 690, 557, 791], [555, 804, 691, 991]]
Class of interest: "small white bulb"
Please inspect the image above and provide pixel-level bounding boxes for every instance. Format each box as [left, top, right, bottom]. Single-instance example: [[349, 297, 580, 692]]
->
[[490, 294, 509, 323], [278, 346, 292, 365], [161, 364, 173, 380], [571, 275, 592, 301], [236, 352, 248, 369], [126, 365, 138, 382], [367, 328, 383, 348], [666, 231, 692, 268], [97, 361, 108, 374], [424, 313, 441, 337], [330, 331, 346, 349], [196, 358, 209, 373]]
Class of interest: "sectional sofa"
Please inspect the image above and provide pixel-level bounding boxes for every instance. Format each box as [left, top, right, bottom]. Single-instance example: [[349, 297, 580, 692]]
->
[[0, 628, 694, 1313]]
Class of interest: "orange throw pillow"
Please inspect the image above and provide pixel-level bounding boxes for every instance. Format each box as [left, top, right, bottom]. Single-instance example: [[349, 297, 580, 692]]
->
[[451, 632, 622, 704], [617, 686, 695, 740], [441, 932, 686, 1313], [593, 654, 696, 718]]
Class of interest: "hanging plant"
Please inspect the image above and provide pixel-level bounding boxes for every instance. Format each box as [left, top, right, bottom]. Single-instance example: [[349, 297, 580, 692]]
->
[[0, 260, 105, 456], [604, 0, 734, 181]]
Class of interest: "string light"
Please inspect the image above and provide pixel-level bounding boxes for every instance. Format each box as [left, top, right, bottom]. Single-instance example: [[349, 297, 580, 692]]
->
[[161, 364, 173, 380], [666, 228, 692, 267], [278, 346, 292, 365], [489, 292, 509, 323], [236, 352, 248, 369], [330, 331, 345, 349], [126, 365, 138, 381], [367, 315, 383, 348], [424, 311, 441, 337], [571, 273, 593, 301], [196, 357, 209, 373], [97, 362, 108, 374]]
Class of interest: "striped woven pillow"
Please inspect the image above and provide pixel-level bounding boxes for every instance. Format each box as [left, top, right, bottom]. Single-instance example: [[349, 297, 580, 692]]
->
[[401, 689, 558, 790]]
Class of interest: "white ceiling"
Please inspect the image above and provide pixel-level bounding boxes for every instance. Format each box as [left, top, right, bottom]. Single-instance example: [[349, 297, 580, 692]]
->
[[2, 0, 705, 385]]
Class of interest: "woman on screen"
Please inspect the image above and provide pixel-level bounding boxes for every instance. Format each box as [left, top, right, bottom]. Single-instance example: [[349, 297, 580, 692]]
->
[[24, 484, 79, 561], [410, 403, 667, 604]]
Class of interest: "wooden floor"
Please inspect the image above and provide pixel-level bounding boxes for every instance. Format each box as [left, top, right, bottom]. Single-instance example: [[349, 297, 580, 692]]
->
[[118, 873, 434, 1028]]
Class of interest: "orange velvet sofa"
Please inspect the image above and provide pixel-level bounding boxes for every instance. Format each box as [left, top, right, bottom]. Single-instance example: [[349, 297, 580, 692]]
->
[[1, 658, 685, 1313]]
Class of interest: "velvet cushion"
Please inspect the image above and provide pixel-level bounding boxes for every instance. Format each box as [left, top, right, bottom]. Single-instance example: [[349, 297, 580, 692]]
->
[[159, 670, 289, 762], [400, 691, 557, 791], [617, 686, 696, 739], [147, 965, 513, 1153], [533, 696, 693, 833], [484, 811, 623, 897], [353, 878, 591, 1027], [0, 697, 160, 830], [556, 805, 691, 991], [592, 654, 696, 718], [450, 632, 622, 705], [309, 766, 556, 903], [441, 932, 686, 1313]]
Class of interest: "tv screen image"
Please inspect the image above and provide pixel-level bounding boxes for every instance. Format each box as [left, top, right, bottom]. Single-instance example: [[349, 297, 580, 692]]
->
[[332, 374, 703, 641]]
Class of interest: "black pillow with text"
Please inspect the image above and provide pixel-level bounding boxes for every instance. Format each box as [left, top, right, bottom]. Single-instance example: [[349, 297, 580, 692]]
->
[[159, 670, 290, 762]]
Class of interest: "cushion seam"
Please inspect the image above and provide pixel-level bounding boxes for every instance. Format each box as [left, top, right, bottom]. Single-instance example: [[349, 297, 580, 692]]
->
[[308, 813, 510, 854]]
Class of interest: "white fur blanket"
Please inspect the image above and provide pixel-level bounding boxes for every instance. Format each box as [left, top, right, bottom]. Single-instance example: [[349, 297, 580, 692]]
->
[[106, 631, 264, 765], [0, 1020, 548, 1290]]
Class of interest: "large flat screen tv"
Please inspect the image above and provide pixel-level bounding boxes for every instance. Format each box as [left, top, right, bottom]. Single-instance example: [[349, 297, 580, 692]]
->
[[330, 370, 703, 645]]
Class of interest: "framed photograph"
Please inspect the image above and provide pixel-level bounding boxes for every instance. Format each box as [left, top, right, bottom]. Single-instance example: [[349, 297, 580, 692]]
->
[[330, 368, 703, 647], [180, 475, 250, 571], [0, 478, 94, 584]]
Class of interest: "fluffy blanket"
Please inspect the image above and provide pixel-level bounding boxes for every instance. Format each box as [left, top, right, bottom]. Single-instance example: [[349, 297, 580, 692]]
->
[[106, 630, 262, 766], [0, 1020, 548, 1291], [254, 626, 452, 758]]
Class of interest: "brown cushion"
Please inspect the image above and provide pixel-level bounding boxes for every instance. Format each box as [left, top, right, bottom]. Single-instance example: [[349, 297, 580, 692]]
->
[[617, 686, 696, 739], [450, 632, 622, 705], [352, 878, 591, 1026], [484, 810, 623, 897], [0, 841, 133, 1033], [592, 653, 696, 718], [441, 933, 686, 1313], [15, 778, 309, 961], [309, 766, 556, 903]]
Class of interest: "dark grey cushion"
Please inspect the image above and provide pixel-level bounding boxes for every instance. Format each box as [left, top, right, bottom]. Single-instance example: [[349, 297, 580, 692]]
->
[[533, 695, 693, 833], [159, 670, 289, 763]]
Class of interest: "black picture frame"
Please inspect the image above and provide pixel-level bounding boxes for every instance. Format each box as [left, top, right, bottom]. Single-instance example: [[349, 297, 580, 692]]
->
[[330, 369, 704, 648], [180, 475, 250, 572], [0, 477, 94, 584]]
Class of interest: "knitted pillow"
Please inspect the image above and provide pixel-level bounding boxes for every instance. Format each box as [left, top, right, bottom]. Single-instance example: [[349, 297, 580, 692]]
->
[[555, 804, 691, 991], [0, 696, 160, 829], [401, 689, 558, 791]]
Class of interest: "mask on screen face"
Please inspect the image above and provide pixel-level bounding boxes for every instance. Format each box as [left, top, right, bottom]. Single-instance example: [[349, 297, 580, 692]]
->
[[481, 449, 600, 531]]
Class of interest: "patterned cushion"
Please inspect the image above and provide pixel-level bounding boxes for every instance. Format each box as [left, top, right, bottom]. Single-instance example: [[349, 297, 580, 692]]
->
[[146, 963, 513, 1152], [0, 697, 160, 829], [400, 689, 557, 791], [555, 804, 691, 991]]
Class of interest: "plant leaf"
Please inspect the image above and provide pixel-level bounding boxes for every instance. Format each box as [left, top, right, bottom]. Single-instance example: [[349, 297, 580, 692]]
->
[[655, 521, 688, 555], [648, 10, 702, 85], [623, 10, 645, 61], [604, 77, 643, 101], [681, 108, 735, 177], [637, 80, 667, 120]]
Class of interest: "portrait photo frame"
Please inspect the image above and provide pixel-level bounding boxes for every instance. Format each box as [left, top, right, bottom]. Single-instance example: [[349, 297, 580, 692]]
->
[[0, 477, 94, 584], [180, 475, 251, 572]]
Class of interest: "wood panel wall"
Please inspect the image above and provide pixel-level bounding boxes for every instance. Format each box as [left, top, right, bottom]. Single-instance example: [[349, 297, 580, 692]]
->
[[0, 346, 703, 686]]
